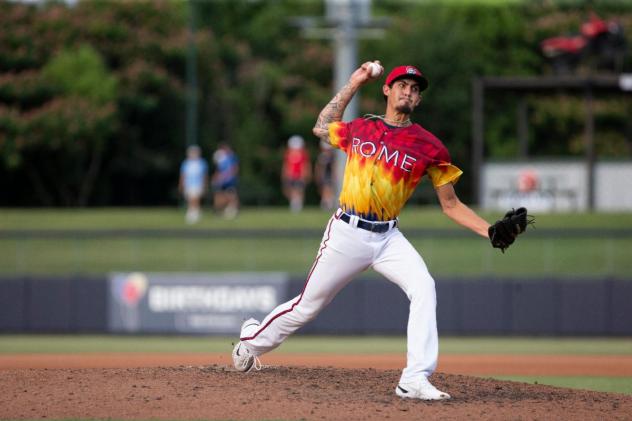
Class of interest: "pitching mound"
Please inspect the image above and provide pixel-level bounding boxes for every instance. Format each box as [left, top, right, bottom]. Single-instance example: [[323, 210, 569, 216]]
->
[[2, 365, 631, 420]]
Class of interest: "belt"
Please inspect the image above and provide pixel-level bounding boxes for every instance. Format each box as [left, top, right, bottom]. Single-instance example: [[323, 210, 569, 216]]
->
[[339, 212, 397, 233]]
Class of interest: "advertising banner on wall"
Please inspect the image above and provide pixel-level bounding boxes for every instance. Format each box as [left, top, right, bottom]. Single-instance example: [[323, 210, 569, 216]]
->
[[108, 272, 288, 334], [481, 162, 587, 212], [595, 162, 632, 211], [482, 161, 632, 212]]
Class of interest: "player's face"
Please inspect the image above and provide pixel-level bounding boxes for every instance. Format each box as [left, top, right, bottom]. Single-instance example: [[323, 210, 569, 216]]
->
[[384, 78, 422, 114]]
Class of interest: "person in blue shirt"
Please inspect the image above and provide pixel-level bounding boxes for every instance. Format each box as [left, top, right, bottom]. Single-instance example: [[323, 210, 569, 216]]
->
[[179, 145, 209, 224], [211, 142, 239, 219]]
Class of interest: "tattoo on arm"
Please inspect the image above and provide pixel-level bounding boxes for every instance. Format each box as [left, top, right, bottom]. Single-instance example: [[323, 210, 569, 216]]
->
[[313, 82, 359, 143]]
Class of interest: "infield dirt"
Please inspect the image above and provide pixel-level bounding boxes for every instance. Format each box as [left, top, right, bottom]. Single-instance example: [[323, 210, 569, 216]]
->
[[1, 361, 631, 420]]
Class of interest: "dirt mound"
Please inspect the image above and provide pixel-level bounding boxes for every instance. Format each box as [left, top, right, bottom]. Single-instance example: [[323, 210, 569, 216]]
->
[[1, 365, 630, 420]]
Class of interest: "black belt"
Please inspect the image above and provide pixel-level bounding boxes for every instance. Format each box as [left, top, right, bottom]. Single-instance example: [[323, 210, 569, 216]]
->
[[339, 212, 397, 233]]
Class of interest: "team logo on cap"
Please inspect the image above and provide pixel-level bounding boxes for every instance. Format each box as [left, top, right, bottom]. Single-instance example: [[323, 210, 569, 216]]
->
[[406, 66, 418, 75]]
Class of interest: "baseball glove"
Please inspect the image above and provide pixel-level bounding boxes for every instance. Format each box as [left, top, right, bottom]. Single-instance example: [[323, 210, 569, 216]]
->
[[488, 207, 534, 253]]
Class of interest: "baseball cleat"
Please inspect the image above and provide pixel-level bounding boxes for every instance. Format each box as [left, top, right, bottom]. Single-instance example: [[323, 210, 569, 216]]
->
[[232, 341, 259, 372], [395, 377, 451, 401], [232, 318, 262, 372]]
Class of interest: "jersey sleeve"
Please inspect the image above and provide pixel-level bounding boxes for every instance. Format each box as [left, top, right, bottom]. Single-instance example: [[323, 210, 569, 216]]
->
[[427, 163, 462, 187], [328, 121, 351, 152], [426, 143, 463, 187]]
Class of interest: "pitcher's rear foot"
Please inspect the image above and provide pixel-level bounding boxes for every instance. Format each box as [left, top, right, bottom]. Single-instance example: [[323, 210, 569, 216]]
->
[[395, 377, 451, 400]]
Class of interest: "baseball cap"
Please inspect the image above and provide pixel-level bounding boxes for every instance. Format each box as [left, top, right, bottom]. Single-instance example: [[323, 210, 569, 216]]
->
[[385, 65, 428, 91], [288, 135, 304, 149]]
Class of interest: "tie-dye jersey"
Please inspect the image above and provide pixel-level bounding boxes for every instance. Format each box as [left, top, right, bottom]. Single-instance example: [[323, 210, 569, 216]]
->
[[329, 116, 463, 221]]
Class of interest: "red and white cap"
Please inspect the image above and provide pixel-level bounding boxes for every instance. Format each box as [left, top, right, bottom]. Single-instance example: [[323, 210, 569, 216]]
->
[[384, 65, 428, 91]]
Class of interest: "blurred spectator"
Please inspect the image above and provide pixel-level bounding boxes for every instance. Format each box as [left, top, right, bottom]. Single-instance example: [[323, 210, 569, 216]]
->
[[179, 145, 209, 224], [315, 140, 337, 210], [211, 142, 240, 219], [282, 135, 311, 213]]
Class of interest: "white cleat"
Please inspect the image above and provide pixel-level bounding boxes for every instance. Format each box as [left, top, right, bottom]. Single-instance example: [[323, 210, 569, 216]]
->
[[232, 341, 258, 372], [231, 318, 262, 372], [395, 377, 451, 401]]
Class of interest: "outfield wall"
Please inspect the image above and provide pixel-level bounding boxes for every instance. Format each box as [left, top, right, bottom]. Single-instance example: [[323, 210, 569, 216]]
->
[[0, 276, 631, 336]]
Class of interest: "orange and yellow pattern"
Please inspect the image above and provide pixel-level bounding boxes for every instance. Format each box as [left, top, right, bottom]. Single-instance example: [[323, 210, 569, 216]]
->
[[329, 118, 462, 221]]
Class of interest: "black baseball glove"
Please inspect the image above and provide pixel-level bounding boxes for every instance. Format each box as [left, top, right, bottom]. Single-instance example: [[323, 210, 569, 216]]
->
[[488, 207, 534, 253]]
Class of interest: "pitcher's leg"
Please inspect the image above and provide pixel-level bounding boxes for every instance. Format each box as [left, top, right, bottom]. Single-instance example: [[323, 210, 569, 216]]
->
[[242, 217, 371, 356], [372, 231, 439, 384]]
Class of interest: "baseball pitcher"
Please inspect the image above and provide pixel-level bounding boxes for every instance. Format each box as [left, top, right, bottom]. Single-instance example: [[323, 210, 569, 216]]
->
[[232, 61, 532, 400]]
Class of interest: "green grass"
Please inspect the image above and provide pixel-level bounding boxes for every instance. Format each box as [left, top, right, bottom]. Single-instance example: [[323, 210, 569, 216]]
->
[[0, 207, 333, 230], [1, 335, 631, 355], [491, 375, 632, 396], [3, 206, 632, 230], [440, 336, 632, 355], [1, 235, 630, 277], [2, 206, 632, 277]]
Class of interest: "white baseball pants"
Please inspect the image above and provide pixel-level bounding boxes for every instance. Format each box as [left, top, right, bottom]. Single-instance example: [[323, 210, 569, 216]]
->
[[241, 209, 439, 384]]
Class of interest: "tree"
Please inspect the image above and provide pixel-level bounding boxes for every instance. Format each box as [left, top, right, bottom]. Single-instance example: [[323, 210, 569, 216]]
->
[[0, 0, 193, 206], [1, 0, 630, 207]]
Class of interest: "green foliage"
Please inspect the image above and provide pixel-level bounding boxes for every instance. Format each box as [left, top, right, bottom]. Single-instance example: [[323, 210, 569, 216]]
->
[[42, 44, 117, 104], [368, 2, 544, 198], [191, 1, 329, 206], [0, 0, 192, 206], [0, 0, 631, 206], [1, 42, 119, 205]]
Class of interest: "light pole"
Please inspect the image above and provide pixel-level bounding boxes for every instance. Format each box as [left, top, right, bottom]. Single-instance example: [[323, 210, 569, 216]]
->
[[186, 0, 198, 148], [293, 0, 388, 195]]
